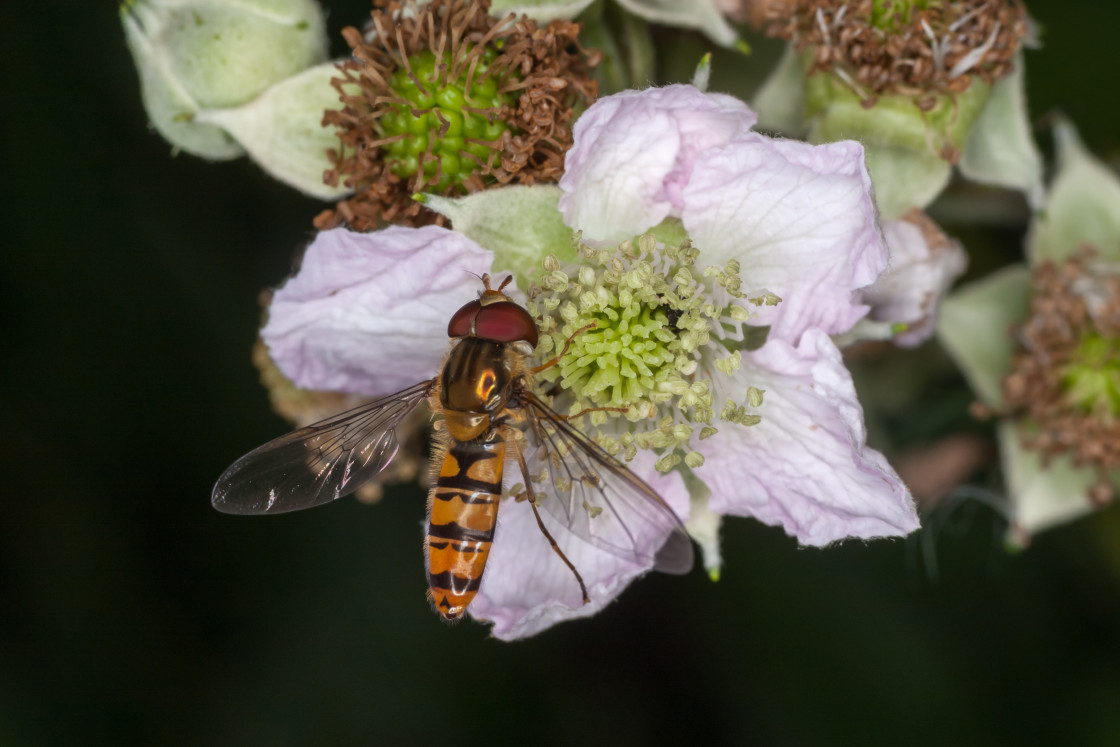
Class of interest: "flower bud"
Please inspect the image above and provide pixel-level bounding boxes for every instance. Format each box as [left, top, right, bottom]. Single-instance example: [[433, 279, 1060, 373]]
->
[[121, 0, 328, 159]]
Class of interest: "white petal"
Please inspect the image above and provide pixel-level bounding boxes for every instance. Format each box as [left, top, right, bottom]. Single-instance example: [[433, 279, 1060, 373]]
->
[[703, 330, 919, 545], [262, 226, 498, 396], [683, 137, 887, 343], [470, 451, 689, 640], [859, 212, 968, 347], [559, 85, 758, 242]]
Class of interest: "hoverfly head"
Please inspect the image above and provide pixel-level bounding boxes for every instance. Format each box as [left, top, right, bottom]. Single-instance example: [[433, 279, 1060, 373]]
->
[[447, 277, 538, 347]]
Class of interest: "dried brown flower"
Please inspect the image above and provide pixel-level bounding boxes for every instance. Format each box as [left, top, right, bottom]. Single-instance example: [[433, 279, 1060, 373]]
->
[[315, 0, 598, 231], [763, 0, 1029, 103], [1002, 250, 1120, 497]]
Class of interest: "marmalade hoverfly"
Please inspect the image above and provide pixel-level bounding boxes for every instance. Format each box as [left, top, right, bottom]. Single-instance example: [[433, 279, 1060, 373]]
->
[[212, 275, 693, 620]]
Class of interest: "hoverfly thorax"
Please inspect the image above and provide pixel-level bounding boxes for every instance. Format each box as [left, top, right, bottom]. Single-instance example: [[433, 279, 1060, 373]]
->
[[439, 338, 512, 441], [440, 275, 537, 442]]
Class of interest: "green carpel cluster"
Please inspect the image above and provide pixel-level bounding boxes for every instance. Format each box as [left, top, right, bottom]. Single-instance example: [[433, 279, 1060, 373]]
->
[[1062, 333, 1120, 418], [380, 49, 515, 192]]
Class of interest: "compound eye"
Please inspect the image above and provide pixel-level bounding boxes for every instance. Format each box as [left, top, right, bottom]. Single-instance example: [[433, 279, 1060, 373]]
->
[[447, 300, 481, 339], [474, 302, 539, 347]]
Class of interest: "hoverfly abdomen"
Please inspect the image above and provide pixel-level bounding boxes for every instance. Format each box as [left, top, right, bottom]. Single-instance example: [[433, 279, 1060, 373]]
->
[[426, 435, 505, 620]]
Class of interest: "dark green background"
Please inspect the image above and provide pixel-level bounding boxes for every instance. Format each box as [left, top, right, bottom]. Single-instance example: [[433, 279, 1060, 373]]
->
[[5, 2, 1120, 744]]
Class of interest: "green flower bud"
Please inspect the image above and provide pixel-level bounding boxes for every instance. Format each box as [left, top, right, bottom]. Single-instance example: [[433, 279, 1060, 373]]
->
[[121, 0, 328, 159]]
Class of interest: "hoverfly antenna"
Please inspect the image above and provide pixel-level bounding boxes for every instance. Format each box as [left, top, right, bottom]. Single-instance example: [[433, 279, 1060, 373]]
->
[[479, 273, 509, 302]]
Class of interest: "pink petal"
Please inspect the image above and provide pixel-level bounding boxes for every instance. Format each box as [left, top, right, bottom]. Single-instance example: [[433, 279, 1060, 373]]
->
[[559, 84, 758, 242], [470, 451, 690, 640], [703, 330, 919, 545], [262, 226, 496, 396], [862, 214, 968, 347], [682, 137, 887, 343]]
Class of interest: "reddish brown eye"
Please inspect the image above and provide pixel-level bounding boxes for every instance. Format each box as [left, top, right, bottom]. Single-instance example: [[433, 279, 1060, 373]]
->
[[474, 302, 538, 346], [447, 300, 481, 339]]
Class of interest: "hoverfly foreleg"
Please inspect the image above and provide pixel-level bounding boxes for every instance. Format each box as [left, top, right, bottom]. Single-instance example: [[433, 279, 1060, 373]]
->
[[557, 405, 628, 421], [509, 432, 590, 606], [531, 321, 598, 374]]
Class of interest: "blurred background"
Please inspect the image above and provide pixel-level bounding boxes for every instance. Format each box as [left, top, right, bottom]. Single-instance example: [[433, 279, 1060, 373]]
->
[[5, 1, 1120, 744]]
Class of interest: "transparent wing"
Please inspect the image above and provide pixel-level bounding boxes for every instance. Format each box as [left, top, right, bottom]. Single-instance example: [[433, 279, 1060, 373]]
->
[[520, 393, 694, 575], [212, 380, 434, 515]]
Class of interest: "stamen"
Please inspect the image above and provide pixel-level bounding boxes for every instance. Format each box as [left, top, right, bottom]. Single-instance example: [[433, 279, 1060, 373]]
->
[[528, 234, 768, 472]]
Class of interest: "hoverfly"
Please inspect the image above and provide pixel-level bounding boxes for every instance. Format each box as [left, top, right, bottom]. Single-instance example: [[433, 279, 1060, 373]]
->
[[212, 275, 693, 621]]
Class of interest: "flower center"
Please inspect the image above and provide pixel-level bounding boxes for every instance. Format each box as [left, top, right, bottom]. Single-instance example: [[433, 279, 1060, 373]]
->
[[529, 234, 765, 473], [317, 0, 598, 231], [380, 48, 516, 192], [869, 0, 936, 31], [1061, 333, 1120, 418]]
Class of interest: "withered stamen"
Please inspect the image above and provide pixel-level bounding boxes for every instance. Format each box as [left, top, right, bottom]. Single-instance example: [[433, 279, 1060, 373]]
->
[[318, 0, 596, 231], [1000, 249, 1120, 503], [763, 0, 1029, 101]]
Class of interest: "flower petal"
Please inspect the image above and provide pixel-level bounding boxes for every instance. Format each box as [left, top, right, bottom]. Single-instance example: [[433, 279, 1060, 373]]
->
[[859, 211, 968, 348], [470, 451, 689, 640], [683, 137, 887, 342], [559, 84, 758, 242], [703, 330, 919, 545], [262, 226, 497, 396]]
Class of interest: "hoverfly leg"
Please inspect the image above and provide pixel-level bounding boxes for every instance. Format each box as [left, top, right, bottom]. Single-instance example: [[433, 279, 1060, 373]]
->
[[531, 321, 598, 374], [511, 435, 590, 605], [529, 496, 590, 605], [556, 405, 628, 421]]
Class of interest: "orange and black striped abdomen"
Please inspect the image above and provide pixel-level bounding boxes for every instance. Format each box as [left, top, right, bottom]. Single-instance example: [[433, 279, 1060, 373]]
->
[[426, 436, 505, 620]]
